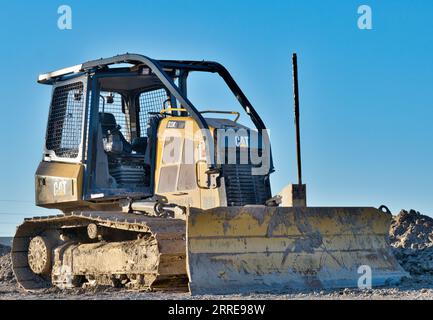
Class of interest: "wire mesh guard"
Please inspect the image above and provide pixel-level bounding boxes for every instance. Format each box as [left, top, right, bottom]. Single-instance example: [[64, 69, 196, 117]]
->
[[46, 82, 85, 158], [138, 88, 168, 136], [99, 92, 131, 142]]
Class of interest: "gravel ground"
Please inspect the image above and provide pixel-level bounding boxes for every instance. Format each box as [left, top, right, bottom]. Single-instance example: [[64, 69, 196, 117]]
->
[[1, 278, 433, 300], [1, 209, 433, 300]]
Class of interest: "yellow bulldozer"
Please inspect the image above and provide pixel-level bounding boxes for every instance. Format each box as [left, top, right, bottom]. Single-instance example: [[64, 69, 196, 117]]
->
[[12, 53, 407, 294]]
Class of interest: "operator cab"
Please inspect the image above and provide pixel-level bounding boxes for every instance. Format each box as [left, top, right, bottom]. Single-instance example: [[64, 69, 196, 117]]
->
[[36, 54, 272, 210], [41, 65, 176, 202], [91, 84, 170, 198]]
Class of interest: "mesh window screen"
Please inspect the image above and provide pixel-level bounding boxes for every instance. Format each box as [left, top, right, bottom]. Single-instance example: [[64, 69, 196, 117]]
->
[[46, 82, 85, 158], [138, 89, 168, 136], [99, 92, 131, 142]]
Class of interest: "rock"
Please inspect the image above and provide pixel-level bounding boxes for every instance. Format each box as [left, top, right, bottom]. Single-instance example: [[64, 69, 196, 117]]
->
[[390, 210, 433, 250], [0, 244, 15, 284], [390, 209, 433, 276]]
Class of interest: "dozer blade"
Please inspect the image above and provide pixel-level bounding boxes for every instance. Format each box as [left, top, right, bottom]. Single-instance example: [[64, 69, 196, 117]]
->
[[186, 206, 408, 295]]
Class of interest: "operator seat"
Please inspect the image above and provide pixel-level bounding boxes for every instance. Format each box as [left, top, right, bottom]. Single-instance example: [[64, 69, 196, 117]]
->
[[99, 112, 132, 154]]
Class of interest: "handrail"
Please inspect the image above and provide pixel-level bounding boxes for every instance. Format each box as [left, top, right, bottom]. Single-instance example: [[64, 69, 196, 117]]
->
[[160, 108, 188, 115], [200, 110, 240, 122]]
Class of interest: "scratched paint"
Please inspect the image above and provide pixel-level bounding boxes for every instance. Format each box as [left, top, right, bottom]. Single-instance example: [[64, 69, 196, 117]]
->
[[187, 206, 408, 295]]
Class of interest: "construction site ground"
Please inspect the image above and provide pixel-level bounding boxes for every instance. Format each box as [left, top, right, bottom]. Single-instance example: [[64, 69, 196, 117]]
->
[[1, 209, 433, 300]]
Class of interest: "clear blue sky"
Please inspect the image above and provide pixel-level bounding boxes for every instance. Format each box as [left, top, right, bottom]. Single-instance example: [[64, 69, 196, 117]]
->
[[0, 0, 432, 236]]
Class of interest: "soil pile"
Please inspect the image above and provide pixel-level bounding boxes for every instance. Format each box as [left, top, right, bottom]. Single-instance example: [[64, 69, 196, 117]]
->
[[390, 210, 433, 275], [0, 245, 14, 283]]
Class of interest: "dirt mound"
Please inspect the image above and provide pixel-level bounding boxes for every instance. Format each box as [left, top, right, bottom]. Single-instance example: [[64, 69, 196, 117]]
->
[[0, 245, 15, 284], [390, 209, 433, 275], [392, 248, 433, 275], [390, 209, 433, 249]]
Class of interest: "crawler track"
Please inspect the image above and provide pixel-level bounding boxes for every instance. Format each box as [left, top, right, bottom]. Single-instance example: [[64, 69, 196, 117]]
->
[[12, 212, 187, 291]]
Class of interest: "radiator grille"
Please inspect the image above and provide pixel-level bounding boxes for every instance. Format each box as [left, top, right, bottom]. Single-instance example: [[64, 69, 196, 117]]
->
[[222, 164, 271, 206], [46, 82, 84, 158], [138, 89, 168, 137]]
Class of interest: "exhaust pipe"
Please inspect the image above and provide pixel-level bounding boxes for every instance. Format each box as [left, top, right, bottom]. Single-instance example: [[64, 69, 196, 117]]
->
[[276, 53, 307, 207], [292, 53, 303, 186]]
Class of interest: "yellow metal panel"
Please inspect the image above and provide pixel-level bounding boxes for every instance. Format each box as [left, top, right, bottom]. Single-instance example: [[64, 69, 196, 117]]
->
[[188, 235, 389, 254], [186, 206, 408, 294], [154, 116, 221, 209], [35, 161, 83, 207], [188, 206, 390, 237]]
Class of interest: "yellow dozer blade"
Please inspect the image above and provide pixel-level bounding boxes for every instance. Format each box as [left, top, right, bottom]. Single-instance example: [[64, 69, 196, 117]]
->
[[186, 206, 408, 295]]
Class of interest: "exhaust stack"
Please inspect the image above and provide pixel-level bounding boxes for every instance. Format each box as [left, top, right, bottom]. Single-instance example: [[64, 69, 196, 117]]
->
[[292, 53, 303, 186], [277, 53, 307, 207]]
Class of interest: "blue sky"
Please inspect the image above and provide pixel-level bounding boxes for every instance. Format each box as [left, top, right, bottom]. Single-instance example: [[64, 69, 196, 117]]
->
[[0, 0, 432, 236]]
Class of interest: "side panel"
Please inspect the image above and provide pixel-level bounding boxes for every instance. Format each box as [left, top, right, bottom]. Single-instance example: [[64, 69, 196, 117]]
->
[[154, 117, 222, 209], [35, 161, 83, 208], [154, 116, 272, 209]]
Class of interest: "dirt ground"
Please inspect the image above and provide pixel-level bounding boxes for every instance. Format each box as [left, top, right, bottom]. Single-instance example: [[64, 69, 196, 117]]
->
[[1, 277, 433, 300], [1, 209, 433, 300]]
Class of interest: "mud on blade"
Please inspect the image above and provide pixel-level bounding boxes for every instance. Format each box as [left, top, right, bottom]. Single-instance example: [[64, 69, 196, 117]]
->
[[186, 206, 408, 295]]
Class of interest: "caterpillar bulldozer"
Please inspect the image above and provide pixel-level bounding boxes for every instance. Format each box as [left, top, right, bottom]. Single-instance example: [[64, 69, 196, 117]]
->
[[12, 53, 407, 295]]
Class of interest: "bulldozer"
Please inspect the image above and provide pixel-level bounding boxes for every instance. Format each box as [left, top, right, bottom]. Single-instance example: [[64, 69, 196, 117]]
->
[[12, 53, 407, 294]]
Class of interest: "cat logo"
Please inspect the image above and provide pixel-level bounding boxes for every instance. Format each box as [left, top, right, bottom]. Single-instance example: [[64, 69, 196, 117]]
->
[[53, 180, 67, 196], [167, 120, 185, 129], [235, 135, 249, 148]]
